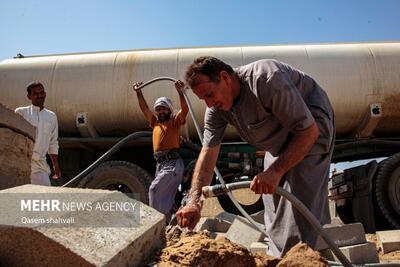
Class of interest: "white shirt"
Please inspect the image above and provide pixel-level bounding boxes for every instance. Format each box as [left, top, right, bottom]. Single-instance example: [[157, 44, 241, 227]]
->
[[15, 105, 59, 174]]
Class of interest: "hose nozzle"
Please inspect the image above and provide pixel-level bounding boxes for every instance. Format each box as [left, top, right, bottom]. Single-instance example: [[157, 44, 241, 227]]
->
[[202, 184, 228, 198], [202, 181, 251, 199]]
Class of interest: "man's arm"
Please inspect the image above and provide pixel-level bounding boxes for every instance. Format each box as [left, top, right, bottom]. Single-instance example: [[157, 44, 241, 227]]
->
[[250, 121, 319, 194], [188, 144, 220, 204], [134, 83, 153, 122], [49, 154, 61, 179], [174, 80, 189, 123], [48, 116, 61, 179], [177, 144, 220, 230]]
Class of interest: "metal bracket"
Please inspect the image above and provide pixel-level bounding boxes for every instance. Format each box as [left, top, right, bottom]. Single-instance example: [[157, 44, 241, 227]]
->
[[76, 112, 99, 138], [353, 103, 382, 139]]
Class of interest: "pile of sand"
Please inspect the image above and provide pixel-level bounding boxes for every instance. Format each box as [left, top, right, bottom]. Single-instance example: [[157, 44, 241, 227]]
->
[[275, 243, 329, 267], [155, 227, 328, 267], [366, 234, 400, 262]]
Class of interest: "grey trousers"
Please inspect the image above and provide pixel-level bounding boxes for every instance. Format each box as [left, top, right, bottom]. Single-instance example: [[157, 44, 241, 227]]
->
[[30, 171, 51, 186], [149, 157, 184, 221], [263, 107, 335, 257]]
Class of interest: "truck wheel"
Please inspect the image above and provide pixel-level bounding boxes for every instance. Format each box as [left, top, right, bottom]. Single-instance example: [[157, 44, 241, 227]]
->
[[216, 173, 264, 215], [336, 202, 354, 224], [78, 161, 153, 204], [374, 153, 400, 229]]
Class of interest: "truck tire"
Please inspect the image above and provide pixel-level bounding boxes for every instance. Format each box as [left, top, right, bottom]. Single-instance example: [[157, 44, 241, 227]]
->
[[374, 153, 400, 229], [78, 161, 153, 204], [216, 173, 264, 215]]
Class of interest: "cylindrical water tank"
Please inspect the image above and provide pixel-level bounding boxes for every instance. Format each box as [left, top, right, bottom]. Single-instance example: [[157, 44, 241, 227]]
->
[[1, 42, 399, 140]]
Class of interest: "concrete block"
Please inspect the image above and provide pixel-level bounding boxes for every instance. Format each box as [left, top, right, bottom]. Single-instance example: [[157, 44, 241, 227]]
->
[[314, 223, 366, 249], [377, 230, 400, 254], [0, 185, 166, 267], [0, 104, 36, 141], [214, 211, 237, 232], [250, 210, 264, 225], [214, 232, 228, 240], [194, 217, 215, 232], [226, 216, 265, 250], [332, 242, 379, 264], [250, 241, 268, 254], [0, 102, 35, 190], [0, 128, 33, 190]]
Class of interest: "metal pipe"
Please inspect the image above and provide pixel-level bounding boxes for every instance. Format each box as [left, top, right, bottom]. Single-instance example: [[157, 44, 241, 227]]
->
[[133, 77, 176, 91]]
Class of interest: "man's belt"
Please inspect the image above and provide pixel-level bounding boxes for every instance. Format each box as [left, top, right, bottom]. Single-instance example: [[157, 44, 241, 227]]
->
[[154, 151, 180, 163]]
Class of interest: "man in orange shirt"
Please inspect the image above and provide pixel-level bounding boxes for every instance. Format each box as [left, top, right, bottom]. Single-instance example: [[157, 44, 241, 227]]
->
[[135, 80, 188, 221]]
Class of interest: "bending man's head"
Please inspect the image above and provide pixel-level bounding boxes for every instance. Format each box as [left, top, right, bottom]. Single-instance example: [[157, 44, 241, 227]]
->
[[185, 56, 238, 111], [185, 56, 234, 87]]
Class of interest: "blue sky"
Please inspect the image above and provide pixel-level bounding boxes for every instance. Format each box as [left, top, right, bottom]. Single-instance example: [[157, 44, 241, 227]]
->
[[0, 0, 399, 61], [0, 0, 398, 171]]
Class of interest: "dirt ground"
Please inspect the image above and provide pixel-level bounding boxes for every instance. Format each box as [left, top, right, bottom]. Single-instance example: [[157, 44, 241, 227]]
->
[[366, 234, 400, 262], [152, 227, 328, 267], [146, 227, 400, 266]]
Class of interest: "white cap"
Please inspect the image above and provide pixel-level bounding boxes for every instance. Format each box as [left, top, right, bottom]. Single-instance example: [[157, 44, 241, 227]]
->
[[153, 97, 173, 112]]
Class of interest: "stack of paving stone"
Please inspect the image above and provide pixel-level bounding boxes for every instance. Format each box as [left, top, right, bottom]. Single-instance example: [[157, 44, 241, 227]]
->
[[316, 223, 379, 264], [194, 211, 268, 254], [376, 230, 400, 255], [195, 212, 382, 265]]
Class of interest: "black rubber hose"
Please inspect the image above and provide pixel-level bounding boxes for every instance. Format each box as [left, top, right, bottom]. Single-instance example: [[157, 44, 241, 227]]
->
[[203, 181, 353, 267], [62, 131, 152, 187]]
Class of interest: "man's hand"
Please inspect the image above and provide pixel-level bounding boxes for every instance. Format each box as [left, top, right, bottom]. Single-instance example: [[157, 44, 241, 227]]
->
[[174, 80, 185, 95], [176, 202, 202, 230], [133, 81, 143, 92], [250, 166, 284, 194], [250, 122, 320, 194], [177, 146, 219, 230], [49, 154, 61, 180], [52, 166, 62, 180]]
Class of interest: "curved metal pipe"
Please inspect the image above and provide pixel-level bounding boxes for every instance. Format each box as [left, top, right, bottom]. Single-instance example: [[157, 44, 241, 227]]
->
[[133, 77, 176, 91]]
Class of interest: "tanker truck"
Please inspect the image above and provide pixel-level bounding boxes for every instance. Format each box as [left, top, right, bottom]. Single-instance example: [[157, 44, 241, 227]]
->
[[0, 42, 399, 232]]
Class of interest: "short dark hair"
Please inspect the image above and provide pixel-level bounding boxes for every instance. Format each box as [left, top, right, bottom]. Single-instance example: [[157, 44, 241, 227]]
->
[[185, 56, 234, 87], [26, 81, 44, 94]]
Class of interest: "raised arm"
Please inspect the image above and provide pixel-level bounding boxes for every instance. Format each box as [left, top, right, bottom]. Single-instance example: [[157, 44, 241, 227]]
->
[[133, 82, 154, 122], [174, 80, 189, 123]]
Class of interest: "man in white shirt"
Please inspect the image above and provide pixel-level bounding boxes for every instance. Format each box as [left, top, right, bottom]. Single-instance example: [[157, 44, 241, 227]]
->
[[15, 81, 61, 186]]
